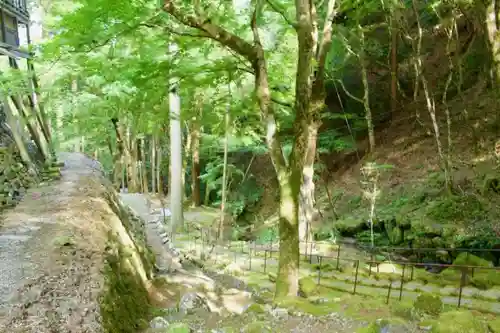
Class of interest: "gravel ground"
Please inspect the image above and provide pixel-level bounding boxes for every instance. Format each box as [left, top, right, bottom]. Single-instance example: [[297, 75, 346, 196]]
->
[[0, 153, 111, 333]]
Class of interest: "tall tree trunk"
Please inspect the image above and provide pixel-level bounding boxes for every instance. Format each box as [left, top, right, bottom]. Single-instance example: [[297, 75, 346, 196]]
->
[[125, 127, 140, 192], [390, 14, 398, 121], [412, 0, 452, 191], [27, 60, 52, 149], [218, 87, 230, 240], [169, 42, 184, 236], [360, 28, 375, 152], [151, 134, 157, 194], [163, 0, 336, 298], [10, 58, 52, 157], [191, 105, 201, 206], [298, 123, 318, 242], [296, 0, 336, 244], [157, 144, 164, 196], [140, 137, 149, 194], [486, 0, 500, 83], [12, 95, 50, 162], [2, 95, 36, 174], [183, 122, 191, 201]]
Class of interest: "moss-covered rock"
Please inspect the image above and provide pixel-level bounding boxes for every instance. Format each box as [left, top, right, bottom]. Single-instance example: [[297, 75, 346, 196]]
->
[[298, 277, 318, 297], [470, 270, 500, 289], [488, 318, 500, 333], [245, 303, 266, 314], [242, 321, 272, 333], [452, 253, 493, 267], [412, 293, 443, 317], [431, 311, 488, 333], [356, 322, 380, 333], [166, 323, 191, 333], [356, 320, 389, 333]]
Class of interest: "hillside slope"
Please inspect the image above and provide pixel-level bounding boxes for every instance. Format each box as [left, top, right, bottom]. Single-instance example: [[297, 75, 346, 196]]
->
[[249, 82, 500, 260]]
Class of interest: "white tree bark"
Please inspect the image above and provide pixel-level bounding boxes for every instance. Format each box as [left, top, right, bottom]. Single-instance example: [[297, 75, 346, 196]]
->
[[169, 43, 184, 237]]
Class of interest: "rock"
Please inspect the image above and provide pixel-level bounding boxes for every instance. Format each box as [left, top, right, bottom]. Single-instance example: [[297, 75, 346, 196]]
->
[[178, 292, 210, 314], [271, 307, 288, 320], [310, 297, 328, 304], [372, 262, 401, 274], [223, 263, 243, 275], [149, 316, 170, 329]]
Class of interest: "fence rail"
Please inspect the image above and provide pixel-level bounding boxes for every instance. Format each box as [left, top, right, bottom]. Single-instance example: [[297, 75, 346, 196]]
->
[[171, 224, 500, 313]]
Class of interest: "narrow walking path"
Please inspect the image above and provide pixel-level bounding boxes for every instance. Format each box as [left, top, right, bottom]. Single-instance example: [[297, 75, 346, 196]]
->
[[120, 193, 255, 316], [0, 153, 115, 333]]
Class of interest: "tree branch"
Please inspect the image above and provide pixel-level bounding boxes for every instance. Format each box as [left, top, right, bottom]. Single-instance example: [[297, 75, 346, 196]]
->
[[163, 1, 258, 62], [336, 79, 363, 103], [266, 0, 297, 28], [315, 0, 337, 81], [139, 22, 210, 38]]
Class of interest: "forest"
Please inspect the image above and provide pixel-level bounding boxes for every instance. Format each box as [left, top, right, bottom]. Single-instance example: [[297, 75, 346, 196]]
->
[[2, 0, 500, 314]]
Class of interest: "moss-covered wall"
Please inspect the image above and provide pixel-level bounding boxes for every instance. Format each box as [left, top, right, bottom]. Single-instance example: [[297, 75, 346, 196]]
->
[[99, 233, 153, 333], [99, 186, 157, 332]]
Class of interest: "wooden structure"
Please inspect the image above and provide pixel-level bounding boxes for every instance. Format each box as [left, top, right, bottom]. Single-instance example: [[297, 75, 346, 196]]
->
[[0, 0, 30, 59], [0, 0, 60, 179]]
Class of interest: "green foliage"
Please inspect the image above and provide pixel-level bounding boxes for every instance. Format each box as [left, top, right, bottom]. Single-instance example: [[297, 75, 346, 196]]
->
[[426, 195, 485, 222], [255, 226, 279, 245]]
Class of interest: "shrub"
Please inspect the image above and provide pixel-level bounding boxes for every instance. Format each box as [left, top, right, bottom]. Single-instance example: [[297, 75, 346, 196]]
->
[[412, 293, 443, 317]]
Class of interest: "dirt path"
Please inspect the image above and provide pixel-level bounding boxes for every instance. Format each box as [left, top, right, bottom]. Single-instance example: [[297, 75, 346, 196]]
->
[[0, 153, 115, 332]]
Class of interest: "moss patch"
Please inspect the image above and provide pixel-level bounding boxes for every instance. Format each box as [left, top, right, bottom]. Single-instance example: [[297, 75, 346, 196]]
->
[[298, 277, 318, 297], [166, 323, 191, 333], [431, 311, 488, 333], [452, 253, 493, 268], [242, 321, 272, 333], [489, 318, 500, 333], [413, 293, 443, 317], [99, 235, 152, 333]]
